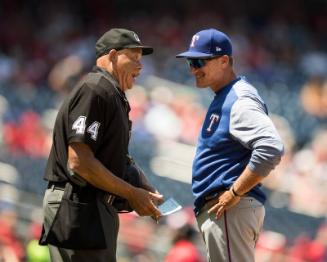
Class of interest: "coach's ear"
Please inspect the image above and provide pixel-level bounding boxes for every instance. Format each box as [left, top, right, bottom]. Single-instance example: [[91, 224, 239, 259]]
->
[[219, 55, 232, 68]]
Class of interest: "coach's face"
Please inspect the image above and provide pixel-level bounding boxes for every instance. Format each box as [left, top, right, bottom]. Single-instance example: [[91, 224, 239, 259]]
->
[[189, 55, 231, 92], [114, 48, 143, 91]]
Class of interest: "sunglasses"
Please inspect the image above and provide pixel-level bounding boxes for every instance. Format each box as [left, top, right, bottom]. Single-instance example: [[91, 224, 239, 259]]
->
[[186, 56, 223, 69]]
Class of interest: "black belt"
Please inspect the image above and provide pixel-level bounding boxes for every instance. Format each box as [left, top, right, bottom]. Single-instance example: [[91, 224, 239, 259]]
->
[[47, 181, 67, 190], [204, 190, 225, 201], [197, 191, 226, 214]]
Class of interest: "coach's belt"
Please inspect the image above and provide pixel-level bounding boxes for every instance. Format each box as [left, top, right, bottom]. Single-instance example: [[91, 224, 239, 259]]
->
[[198, 191, 227, 213]]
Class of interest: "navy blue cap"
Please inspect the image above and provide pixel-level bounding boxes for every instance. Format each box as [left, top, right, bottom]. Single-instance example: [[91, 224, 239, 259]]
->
[[176, 28, 232, 58]]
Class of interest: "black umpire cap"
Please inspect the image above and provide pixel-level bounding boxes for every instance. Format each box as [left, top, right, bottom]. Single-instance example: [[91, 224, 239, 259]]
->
[[95, 28, 153, 59]]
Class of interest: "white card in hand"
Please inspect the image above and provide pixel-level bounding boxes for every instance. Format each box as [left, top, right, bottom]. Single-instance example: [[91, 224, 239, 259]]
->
[[158, 197, 182, 216]]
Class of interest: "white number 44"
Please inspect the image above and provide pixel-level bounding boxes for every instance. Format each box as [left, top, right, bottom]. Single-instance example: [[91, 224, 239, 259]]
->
[[72, 116, 100, 141]]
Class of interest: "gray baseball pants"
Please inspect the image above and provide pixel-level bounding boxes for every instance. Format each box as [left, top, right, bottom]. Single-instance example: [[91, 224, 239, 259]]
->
[[196, 197, 265, 262]]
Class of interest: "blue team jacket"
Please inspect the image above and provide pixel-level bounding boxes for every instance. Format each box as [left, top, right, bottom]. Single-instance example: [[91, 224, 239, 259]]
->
[[192, 77, 284, 214]]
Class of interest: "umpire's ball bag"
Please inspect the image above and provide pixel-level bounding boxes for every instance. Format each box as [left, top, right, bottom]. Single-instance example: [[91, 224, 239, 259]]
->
[[39, 183, 109, 249]]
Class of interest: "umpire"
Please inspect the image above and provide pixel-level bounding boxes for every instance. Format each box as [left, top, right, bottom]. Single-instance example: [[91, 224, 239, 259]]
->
[[39, 28, 163, 262]]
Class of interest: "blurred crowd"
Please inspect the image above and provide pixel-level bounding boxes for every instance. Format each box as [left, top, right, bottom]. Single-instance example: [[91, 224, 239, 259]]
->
[[0, 0, 327, 261], [1, 0, 326, 144]]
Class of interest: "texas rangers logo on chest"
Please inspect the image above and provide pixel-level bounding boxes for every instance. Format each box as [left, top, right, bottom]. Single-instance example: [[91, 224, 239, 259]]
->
[[206, 113, 220, 132]]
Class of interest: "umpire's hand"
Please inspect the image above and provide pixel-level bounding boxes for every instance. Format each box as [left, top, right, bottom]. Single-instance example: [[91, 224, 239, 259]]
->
[[127, 187, 163, 219]]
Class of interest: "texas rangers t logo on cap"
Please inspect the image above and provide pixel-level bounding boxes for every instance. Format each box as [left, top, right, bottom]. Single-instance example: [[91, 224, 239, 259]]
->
[[190, 35, 200, 47]]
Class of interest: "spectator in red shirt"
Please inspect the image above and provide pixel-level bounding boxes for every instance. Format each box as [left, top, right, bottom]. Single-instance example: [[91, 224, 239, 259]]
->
[[165, 224, 204, 262]]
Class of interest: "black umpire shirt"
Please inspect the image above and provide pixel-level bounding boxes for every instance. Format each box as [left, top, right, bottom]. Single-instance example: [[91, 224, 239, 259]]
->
[[44, 66, 130, 183]]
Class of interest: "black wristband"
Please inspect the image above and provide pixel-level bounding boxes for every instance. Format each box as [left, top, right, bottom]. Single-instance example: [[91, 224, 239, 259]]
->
[[230, 185, 241, 197]]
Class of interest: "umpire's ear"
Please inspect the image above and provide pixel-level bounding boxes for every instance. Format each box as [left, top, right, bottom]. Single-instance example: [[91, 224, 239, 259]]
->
[[108, 49, 118, 64]]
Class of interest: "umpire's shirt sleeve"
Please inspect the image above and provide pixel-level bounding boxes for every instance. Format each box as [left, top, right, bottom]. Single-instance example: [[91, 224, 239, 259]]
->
[[230, 97, 284, 176], [67, 84, 113, 153]]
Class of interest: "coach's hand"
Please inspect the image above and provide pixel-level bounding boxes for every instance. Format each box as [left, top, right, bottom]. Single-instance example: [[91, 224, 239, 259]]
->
[[207, 191, 241, 219], [127, 187, 163, 219]]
